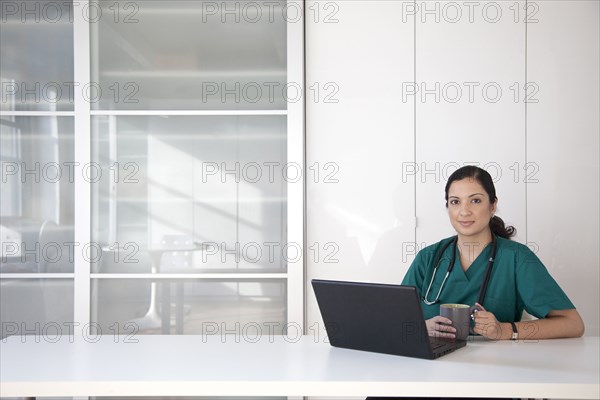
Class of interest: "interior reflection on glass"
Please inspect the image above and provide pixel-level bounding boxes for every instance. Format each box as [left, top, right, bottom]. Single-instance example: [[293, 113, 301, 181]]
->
[[91, 115, 287, 274], [0, 0, 74, 112], [92, 279, 287, 335], [0, 278, 74, 339], [91, 0, 287, 110], [0, 116, 75, 273], [90, 115, 288, 333]]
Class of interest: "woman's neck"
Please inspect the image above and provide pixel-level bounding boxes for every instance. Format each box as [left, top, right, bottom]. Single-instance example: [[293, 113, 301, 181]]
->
[[457, 229, 493, 270]]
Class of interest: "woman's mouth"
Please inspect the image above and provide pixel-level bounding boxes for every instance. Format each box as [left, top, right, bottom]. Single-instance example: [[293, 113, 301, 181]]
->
[[459, 221, 474, 227]]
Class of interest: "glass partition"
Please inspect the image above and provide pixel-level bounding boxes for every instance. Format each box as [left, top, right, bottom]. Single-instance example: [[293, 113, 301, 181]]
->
[[91, 115, 287, 273], [0, 116, 75, 274], [0, 278, 74, 339], [1, 0, 302, 341], [92, 0, 287, 110], [0, 0, 75, 112], [92, 278, 286, 335]]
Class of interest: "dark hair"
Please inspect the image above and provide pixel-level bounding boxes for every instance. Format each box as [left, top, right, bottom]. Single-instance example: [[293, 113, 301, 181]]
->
[[444, 165, 516, 239]]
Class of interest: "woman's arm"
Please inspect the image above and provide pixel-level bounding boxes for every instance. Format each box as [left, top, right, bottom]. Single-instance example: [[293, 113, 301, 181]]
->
[[473, 307, 585, 340]]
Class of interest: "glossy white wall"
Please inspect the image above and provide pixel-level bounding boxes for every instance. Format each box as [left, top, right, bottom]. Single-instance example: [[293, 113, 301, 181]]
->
[[306, 0, 599, 347], [527, 1, 600, 335], [305, 0, 415, 338], [415, 1, 527, 247]]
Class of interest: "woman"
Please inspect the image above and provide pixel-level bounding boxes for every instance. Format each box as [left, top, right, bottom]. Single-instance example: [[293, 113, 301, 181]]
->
[[366, 166, 584, 400], [404, 165, 584, 340]]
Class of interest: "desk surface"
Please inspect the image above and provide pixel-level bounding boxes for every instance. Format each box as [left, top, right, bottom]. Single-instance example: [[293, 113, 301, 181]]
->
[[1, 335, 598, 398]]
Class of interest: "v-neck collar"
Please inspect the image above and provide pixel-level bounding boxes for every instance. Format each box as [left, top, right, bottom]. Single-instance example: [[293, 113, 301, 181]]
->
[[454, 241, 493, 282]]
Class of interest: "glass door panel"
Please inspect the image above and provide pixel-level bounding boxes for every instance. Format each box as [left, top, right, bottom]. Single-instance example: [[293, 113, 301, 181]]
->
[[0, 278, 74, 339], [0, 0, 75, 112], [91, 0, 287, 110], [0, 116, 75, 274], [89, 0, 301, 337], [91, 115, 287, 273], [92, 278, 286, 335]]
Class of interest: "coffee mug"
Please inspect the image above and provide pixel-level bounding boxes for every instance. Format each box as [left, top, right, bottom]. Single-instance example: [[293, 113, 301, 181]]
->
[[439, 303, 479, 340]]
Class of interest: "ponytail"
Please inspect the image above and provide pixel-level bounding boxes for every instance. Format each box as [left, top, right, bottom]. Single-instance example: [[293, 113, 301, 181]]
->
[[489, 215, 516, 239]]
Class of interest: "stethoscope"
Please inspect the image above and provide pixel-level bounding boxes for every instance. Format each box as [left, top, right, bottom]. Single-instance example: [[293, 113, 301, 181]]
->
[[422, 234, 498, 306]]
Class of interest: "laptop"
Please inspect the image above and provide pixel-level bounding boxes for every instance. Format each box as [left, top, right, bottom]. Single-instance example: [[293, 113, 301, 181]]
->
[[311, 279, 467, 360]]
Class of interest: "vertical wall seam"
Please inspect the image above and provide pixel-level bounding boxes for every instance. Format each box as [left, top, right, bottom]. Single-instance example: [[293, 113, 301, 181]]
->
[[525, 0, 528, 245], [303, 2, 308, 335], [413, 0, 417, 245]]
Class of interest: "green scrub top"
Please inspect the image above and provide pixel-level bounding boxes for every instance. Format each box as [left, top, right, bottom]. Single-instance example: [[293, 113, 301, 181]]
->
[[402, 236, 575, 322]]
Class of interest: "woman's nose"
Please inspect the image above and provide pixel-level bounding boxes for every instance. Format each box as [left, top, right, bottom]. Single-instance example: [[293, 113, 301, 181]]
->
[[459, 204, 471, 215]]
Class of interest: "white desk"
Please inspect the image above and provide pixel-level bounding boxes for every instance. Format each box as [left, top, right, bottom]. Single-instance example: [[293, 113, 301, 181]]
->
[[1, 335, 598, 398]]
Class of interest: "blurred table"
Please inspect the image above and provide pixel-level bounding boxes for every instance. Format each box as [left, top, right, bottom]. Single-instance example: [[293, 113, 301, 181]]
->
[[130, 241, 205, 334]]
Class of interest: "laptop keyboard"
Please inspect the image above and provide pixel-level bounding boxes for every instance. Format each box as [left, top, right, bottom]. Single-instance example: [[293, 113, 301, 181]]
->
[[429, 338, 452, 350]]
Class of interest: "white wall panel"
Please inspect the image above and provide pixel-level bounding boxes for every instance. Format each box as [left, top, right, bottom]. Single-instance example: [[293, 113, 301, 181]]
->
[[305, 0, 598, 353], [415, 1, 527, 246], [527, 1, 600, 335], [305, 0, 415, 341]]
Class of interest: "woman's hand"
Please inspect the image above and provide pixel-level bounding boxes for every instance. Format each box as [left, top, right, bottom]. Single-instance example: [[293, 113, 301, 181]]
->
[[426, 315, 456, 339], [472, 303, 505, 340]]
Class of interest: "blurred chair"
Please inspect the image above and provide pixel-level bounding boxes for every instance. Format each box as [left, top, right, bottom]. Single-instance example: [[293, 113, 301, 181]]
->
[[0, 219, 74, 339], [0, 279, 46, 339], [0, 217, 43, 273], [159, 234, 195, 272], [157, 234, 199, 334], [94, 247, 152, 332], [38, 220, 74, 273]]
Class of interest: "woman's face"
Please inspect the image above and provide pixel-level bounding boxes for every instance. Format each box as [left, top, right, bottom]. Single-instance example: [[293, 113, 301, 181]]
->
[[447, 177, 497, 240]]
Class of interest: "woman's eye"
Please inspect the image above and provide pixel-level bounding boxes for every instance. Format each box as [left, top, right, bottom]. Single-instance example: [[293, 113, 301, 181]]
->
[[472, 198, 481, 204], [450, 199, 459, 205]]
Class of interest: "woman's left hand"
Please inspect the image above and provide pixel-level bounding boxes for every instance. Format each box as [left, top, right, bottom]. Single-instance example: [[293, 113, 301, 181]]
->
[[472, 303, 505, 340]]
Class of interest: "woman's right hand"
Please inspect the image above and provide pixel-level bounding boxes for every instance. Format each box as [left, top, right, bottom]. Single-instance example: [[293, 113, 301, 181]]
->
[[426, 316, 456, 339]]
